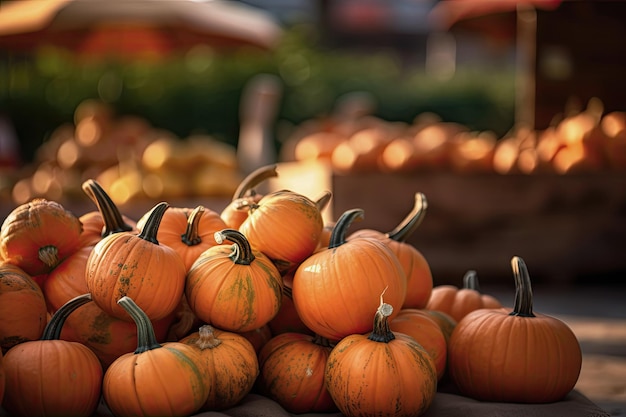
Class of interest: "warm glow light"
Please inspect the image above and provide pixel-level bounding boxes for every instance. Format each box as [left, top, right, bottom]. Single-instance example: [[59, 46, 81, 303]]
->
[[12, 178, 32, 205], [75, 117, 102, 147], [57, 139, 79, 169]]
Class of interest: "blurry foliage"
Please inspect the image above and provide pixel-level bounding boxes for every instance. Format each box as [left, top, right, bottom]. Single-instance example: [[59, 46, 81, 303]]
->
[[0, 27, 515, 164]]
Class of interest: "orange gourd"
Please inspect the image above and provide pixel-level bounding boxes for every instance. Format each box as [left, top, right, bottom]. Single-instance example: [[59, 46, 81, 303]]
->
[[0, 261, 48, 352], [292, 208, 407, 341], [238, 189, 328, 274], [324, 295, 437, 417], [257, 332, 337, 413], [2, 293, 103, 417], [180, 324, 259, 410], [348, 192, 433, 308], [185, 229, 283, 332], [103, 296, 209, 417], [85, 202, 187, 322], [390, 308, 448, 380], [426, 269, 502, 322], [447, 256, 583, 403], [423, 309, 457, 344], [267, 272, 313, 336], [238, 324, 273, 355], [0, 198, 83, 276]]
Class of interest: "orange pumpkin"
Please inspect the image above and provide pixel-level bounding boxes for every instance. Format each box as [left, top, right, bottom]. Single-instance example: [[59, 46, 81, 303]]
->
[[348, 192, 433, 308], [0, 198, 83, 276], [85, 202, 187, 322], [426, 269, 502, 322], [324, 297, 437, 417], [238, 189, 327, 274], [103, 296, 209, 417], [423, 309, 457, 344], [238, 324, 273, 355], [292, 208, 407, 341], [2, 293, 103, 417], [185, 229, 283, 332], [180, 325, 259, 411], [267, 272, 313, 336], [137, 204, 227, 271], [220, 163, 278, 229], [257, 332, 337, 413], [0, 261, 48, 352], [390, 308, 448, 380], [447, 256, 583, 403]]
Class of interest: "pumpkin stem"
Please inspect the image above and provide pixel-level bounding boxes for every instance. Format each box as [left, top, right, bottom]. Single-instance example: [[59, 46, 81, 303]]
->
[[387, 192, 427, 243], [509, 256, 536, 318], [82, 179, 134, 237], [328, 208, 365, 249], [232, 163, 278, 200], [42, 293, 92, 340], [194, 325, 223, 349], [137, 202, 169, 245], [462, 270, 480, 291], [214, 229, 256, 265], [314, 191, 333, 213], [38, 245, 60, 269], [312, 333, 334, 348], [181, 205, 205, 246], [368, 288, 396, 343], [118, 296, 162, 353]]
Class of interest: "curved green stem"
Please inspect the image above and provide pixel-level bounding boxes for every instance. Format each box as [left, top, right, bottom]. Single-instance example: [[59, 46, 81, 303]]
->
[[118, 296, 162, 354], [509, 256, 536, 318], [181, 205, 205, 246], [232, 164, 278, 200], [138, 202, 169, 245], [82, 179, 133, 236], [42, 293, 92, 340], [463, 270, 480, 291], [214, 228, 256, 265], [387, 192, 427, 243], [328, 208, 364, 249]]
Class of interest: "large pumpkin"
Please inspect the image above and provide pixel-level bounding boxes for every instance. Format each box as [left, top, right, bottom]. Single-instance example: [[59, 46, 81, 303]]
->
[[0, 261, 48, 352], [292, 208, 406, 341], [85, 202, 187, 322], [447, 256, 583, 403], [185, 229, 283, 332], [0, 198, 83, 276]]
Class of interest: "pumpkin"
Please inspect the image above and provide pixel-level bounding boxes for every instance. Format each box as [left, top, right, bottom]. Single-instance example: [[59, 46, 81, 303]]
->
[[85, 201, 187, 322], [0, 261, 48, 352], [447, 256, 583, 403], [423, 309, 457, 344], [348, 192, 433, 308], [103, 296, 209, 417], [426, 269, 502, 322], [220, 163, 279, 229], [389, 308, 448, 380], [238, 324, 273, 355], [0, 349, 5, 405], [257, 332, 337, 414], [238, 189, 328, 273], [185, 228, 283, 332], [267, 272, 313, 336], [2, 293, 103, 417], [137, 204, 228, 271], [0, 198, 83, 276], [180, 324, 259, 410], [324, 295, 437, 417], [79, 178, 137, 247], [292, 208, 407, 341]]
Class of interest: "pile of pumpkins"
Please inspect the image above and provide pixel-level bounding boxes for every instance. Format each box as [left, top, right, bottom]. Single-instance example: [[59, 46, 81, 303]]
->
[[281, 97, 626, 175], [0, 164, 583, 417]]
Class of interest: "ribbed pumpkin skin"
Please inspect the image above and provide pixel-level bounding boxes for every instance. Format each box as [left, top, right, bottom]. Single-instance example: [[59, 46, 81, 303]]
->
[[292, 237, 406, 341], [2, 340, 103, 417], [426, 284, 502, 322], [257, 332, 336, 414], [0, 261, 48, 351], [0, 199, 83, 276]]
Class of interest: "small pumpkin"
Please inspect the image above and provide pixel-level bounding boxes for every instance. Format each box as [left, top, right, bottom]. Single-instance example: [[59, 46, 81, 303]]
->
[[180, 324, 259, 410], [2, 293, 103, 417], [267, 272, 313, 336], [426, 269, 502, 322], [447, 256, 583, 403], [238, 324, 273, 355], [257, 332, 337, 414], [103, 296, 210, 417], [0, 198, 83, 276], [423, 309, 457, 344], [185, 228, 283, 332], [0, 261, 48, 352], [324, 295, 437, 417], [348, 192, 433, 308], [292, 208, 407, 341], [85, 201, 187, 322]]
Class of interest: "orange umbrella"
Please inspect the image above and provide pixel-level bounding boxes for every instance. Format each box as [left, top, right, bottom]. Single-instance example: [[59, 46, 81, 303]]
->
[[0, 0, 283, 59]]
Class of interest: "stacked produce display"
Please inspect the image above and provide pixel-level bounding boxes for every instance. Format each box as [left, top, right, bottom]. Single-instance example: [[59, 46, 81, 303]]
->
[[0, 166, 585, 417]]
